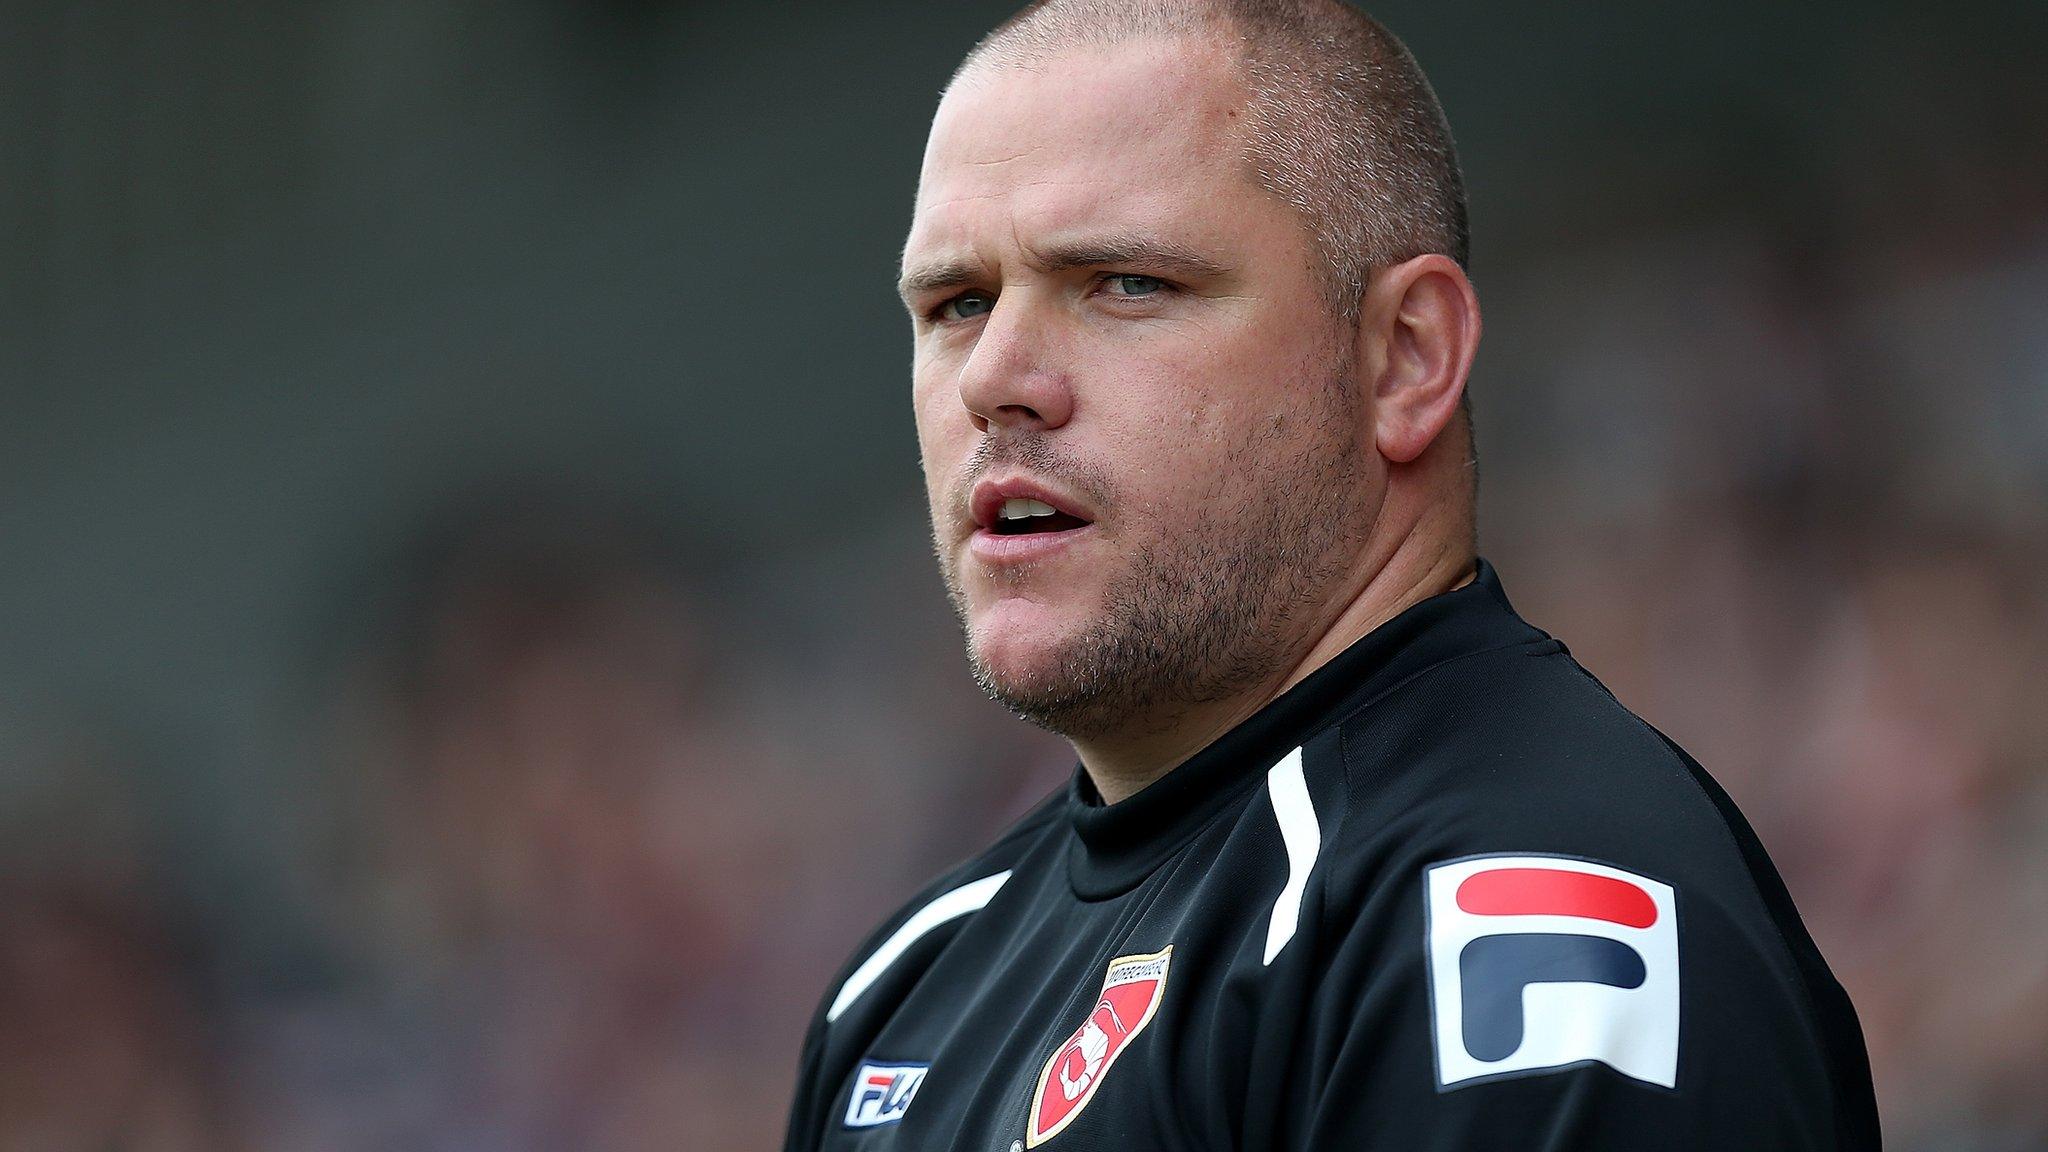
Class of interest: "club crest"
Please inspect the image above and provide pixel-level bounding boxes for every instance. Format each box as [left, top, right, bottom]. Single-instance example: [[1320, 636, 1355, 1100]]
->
[[1026, 945, 1172, 1147]]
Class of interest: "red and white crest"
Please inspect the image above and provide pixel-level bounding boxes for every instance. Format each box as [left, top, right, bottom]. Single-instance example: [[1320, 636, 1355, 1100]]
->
[[1026, 945, 1172, 1147]]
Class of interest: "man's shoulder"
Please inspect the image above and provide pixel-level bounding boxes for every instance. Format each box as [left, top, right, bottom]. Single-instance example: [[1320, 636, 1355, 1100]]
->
[[807, 782, 1065, 1029], [849, 781, 1063, 945], [1309, 639, 1775, 920], [1296, 636, 1851, 1067], [1284, 633, 1876, 1145]]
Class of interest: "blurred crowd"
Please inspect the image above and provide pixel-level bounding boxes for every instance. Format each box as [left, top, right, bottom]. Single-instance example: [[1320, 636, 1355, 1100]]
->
[[0, 496, 1073, 1152]]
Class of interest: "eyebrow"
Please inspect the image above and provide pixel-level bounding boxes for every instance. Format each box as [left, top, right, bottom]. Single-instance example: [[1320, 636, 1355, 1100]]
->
[[897, 259, 984, 300], [897, 233, 1231, 302]]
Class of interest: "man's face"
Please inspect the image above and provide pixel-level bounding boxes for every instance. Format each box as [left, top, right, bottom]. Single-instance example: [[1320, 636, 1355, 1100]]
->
[[903, 37, 1383, 738]]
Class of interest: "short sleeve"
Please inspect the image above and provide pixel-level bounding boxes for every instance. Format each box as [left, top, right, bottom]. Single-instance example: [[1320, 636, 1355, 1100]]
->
[[1284, 841, 1851, 1150]]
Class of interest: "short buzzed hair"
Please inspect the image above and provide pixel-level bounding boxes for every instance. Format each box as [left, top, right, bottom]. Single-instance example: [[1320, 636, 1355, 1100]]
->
[[956, 0, 1469, 320]]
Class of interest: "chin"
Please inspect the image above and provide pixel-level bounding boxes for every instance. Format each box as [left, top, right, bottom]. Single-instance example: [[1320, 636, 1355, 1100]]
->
[[967, 597, 1082, 690], [963, 596, 1139, 739]]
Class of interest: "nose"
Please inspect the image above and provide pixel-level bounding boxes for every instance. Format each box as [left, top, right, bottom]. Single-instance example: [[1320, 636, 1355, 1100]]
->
[[955, 296, 1075, 434]]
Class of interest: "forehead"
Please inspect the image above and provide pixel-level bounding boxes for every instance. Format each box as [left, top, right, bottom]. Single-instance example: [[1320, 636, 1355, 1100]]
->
[[908, 38, 1260, 257]]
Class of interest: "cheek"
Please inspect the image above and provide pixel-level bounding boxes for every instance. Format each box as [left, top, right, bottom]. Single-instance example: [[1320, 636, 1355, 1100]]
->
[[911, 348, 974, 429], [1092, 366, 1267, 501], [910, 364, 950, 450], [911, 372, 973, 507]]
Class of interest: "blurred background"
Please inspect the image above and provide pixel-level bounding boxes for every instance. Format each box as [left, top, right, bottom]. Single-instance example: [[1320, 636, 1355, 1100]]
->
[[2, 0, 2044, 1148]]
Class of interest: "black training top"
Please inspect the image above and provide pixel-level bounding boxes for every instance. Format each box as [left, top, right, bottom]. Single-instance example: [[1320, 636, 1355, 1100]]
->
[[781, 560, 1880, 1151]]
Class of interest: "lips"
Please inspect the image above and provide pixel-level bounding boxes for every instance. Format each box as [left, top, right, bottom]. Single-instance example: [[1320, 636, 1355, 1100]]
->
[[965, 475, 1098, 565], [969, 477, 1096, 535]]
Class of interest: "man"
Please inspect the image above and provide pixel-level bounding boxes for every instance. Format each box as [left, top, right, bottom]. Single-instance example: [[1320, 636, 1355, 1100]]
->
[[783, 1, 1880, 1148]]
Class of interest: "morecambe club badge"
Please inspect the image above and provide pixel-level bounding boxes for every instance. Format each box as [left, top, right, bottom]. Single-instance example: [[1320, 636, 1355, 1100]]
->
[[1026, 945, 1173, 1147]]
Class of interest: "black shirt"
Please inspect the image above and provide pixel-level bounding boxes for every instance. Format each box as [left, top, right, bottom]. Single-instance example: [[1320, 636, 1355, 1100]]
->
[[781, 560, 1880, 1151]]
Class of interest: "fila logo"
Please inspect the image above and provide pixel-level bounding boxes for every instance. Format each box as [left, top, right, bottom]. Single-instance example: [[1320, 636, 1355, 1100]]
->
[[1027, 946, 1172, 1147], [843, 1062, 928, 1128], [1425, 855, 1679, 1089]]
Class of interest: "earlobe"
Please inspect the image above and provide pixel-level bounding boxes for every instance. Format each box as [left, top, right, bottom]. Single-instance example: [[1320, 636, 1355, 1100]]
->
[[1370, 255, 1480, 465]]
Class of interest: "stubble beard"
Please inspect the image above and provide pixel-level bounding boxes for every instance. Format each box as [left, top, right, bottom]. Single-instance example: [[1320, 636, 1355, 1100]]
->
[[935, 353, 1370, 742]]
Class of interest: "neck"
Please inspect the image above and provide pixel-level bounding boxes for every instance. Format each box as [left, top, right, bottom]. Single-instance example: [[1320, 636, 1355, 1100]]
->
[[1073, 513, 1474, 805]]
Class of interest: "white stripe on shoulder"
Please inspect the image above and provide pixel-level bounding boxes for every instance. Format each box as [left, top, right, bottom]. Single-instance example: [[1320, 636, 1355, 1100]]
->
[[1262, 746, 1321, 965], [826, 869, 1012, 1023]]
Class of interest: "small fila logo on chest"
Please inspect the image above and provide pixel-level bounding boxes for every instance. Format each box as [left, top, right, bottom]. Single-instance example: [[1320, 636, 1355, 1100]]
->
[[843, 1061, 928, 1128], [1425, 855, 1679, 1089], [1026, 945, 1172, 1147]]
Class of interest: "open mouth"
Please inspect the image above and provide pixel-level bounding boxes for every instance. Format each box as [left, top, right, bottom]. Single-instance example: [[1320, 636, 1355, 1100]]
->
[[989, 497, 1091, 536]]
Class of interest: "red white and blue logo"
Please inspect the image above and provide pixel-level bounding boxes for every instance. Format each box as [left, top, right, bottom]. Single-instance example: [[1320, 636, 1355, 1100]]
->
[[1425, 855, 1679, 1089], [843, 1061, 928, 1128]]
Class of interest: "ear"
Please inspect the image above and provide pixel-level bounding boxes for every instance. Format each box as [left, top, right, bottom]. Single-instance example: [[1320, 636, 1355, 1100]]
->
[[1358, 254, 1480, 465]]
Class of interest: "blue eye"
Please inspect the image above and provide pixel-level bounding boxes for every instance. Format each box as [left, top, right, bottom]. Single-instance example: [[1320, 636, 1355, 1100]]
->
[[940, 292, 995, 321], [1105, 274, 1165, 297]]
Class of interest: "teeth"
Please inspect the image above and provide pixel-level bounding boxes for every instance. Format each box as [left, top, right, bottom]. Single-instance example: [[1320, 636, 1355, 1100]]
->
[[999, 498, 1059, 520]]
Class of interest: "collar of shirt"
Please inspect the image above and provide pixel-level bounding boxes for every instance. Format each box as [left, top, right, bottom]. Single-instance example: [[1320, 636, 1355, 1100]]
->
[[1063, 557, 1544, 899]]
